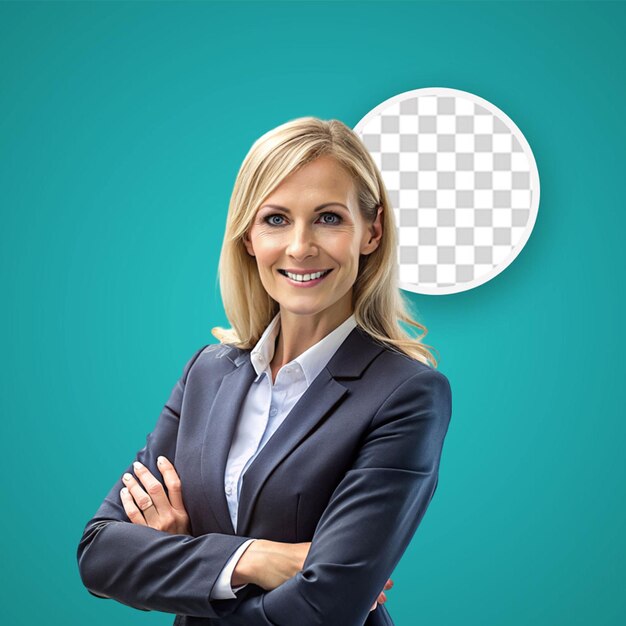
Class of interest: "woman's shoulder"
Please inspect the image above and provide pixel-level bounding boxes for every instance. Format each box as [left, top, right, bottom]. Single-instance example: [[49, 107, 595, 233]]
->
[[176, 342, 247, 383], [364, 332, 451, 390], [199, 342, 244, 359], [196, 342, 249, 367]]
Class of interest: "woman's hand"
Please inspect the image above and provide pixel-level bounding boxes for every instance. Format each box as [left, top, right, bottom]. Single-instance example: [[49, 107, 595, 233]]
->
[[233, 539, 393, 611], [119, 456, 191, 535], [233, 539, 310, 590], [370, 577, 393, 612]]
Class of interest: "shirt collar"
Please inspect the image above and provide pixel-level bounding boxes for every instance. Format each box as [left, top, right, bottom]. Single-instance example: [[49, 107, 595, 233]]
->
[[250, 312, 357, 386]]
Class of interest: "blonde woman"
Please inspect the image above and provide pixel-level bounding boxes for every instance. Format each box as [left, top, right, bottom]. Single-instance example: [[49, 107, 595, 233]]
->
[[77, 117, 452, 626]]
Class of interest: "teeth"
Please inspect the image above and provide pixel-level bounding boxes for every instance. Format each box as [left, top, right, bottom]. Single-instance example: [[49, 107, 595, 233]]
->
[[284, 270, 329, 282]]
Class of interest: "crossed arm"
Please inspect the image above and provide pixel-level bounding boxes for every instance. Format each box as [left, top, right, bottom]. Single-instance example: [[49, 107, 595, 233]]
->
[[119, 454, 391, 612], [77, 348, 452, 625]]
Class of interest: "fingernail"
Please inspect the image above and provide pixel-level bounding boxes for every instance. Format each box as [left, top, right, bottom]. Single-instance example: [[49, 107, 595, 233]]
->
[[121, 487, 129, 496], [123, 473, 132, 481], [157, 456, 166, 465], [133, 462, 142, 471]]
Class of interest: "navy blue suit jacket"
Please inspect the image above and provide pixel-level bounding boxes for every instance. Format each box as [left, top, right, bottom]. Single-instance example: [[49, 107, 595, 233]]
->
[[77, 325, 452, 626]]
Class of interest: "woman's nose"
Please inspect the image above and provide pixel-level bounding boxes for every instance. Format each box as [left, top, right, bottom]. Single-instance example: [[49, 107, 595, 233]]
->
[[285, 224, 317, 257]]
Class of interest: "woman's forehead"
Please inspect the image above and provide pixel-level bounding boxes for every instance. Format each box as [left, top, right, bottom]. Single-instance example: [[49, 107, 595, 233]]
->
[[264, 163, 355, 203]]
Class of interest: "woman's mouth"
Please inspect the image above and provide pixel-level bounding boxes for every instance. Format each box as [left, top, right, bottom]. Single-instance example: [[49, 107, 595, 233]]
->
[[277, 269, 333, 287]]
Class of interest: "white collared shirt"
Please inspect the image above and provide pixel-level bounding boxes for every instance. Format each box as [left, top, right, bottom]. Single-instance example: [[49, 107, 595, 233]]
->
[[210, 311, 358, 599]]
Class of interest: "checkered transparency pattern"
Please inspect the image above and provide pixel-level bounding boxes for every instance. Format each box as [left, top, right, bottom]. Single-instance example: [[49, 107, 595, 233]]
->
[[354, 88, 539, 295]]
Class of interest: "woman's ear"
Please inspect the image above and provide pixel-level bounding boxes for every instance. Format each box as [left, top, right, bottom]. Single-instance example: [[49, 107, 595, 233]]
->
[[360, 205, 383, 255], [243, 230, 255, 257]]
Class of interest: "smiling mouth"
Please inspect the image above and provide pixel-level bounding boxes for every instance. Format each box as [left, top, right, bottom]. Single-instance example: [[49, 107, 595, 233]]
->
[[278, 269, 333, 283]]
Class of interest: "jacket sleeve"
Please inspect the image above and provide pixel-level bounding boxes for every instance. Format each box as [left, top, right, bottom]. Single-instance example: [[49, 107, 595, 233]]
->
[[76, 345, 255, 618], [211, 539, 256, 599], [222, 367, 453, 626]]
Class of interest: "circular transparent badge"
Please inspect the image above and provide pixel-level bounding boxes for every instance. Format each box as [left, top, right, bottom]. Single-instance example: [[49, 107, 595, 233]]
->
[[354, 87, 540, 295]]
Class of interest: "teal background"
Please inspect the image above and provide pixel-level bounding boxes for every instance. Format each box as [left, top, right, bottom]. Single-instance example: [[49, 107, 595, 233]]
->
[[1, 1, 624, 625]]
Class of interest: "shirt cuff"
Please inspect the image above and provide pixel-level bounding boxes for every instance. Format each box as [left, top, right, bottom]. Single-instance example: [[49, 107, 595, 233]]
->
[[210, 538, 256, 599]]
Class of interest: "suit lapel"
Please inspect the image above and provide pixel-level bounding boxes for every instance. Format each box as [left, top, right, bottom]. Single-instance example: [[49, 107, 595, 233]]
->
[[199, 354, 256, 535], [235, 368, 347, 536], [200, 326, 386, 537]]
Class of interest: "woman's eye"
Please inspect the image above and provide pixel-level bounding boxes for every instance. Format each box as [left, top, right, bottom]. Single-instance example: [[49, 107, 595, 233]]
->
[[264, 214, 286, 226], [319, 212, 342, 225]]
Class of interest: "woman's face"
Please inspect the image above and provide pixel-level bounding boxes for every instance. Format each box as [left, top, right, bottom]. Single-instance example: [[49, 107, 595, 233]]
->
[[243, 155, 382, 324]]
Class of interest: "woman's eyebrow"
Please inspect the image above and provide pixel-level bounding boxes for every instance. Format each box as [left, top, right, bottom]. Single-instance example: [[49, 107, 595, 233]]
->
[[260, 202, 349, 213]]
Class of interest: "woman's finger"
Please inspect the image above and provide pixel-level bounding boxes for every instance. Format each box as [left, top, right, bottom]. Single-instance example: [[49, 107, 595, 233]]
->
[[122, 470, 160, 526], [384, 578, 394, 590], [120, 487, 147, 526], [156, 456, 186, 511], [130, 461, 171, 515], [377, 591, 387, 604]]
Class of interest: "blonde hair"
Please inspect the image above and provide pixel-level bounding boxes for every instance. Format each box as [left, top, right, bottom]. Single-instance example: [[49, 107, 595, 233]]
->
[[211, 116, 439, 368]]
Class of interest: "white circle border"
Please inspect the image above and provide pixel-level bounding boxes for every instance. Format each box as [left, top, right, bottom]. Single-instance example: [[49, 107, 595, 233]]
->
[[353, 87, 541, 296]]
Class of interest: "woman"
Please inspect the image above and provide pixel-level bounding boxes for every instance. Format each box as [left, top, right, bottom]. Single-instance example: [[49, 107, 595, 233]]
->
[[77, 117, 452, 626]]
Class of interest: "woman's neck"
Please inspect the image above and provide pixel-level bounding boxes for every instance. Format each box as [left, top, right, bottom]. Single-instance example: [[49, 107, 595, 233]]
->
[[272, 305, 353, 368]]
